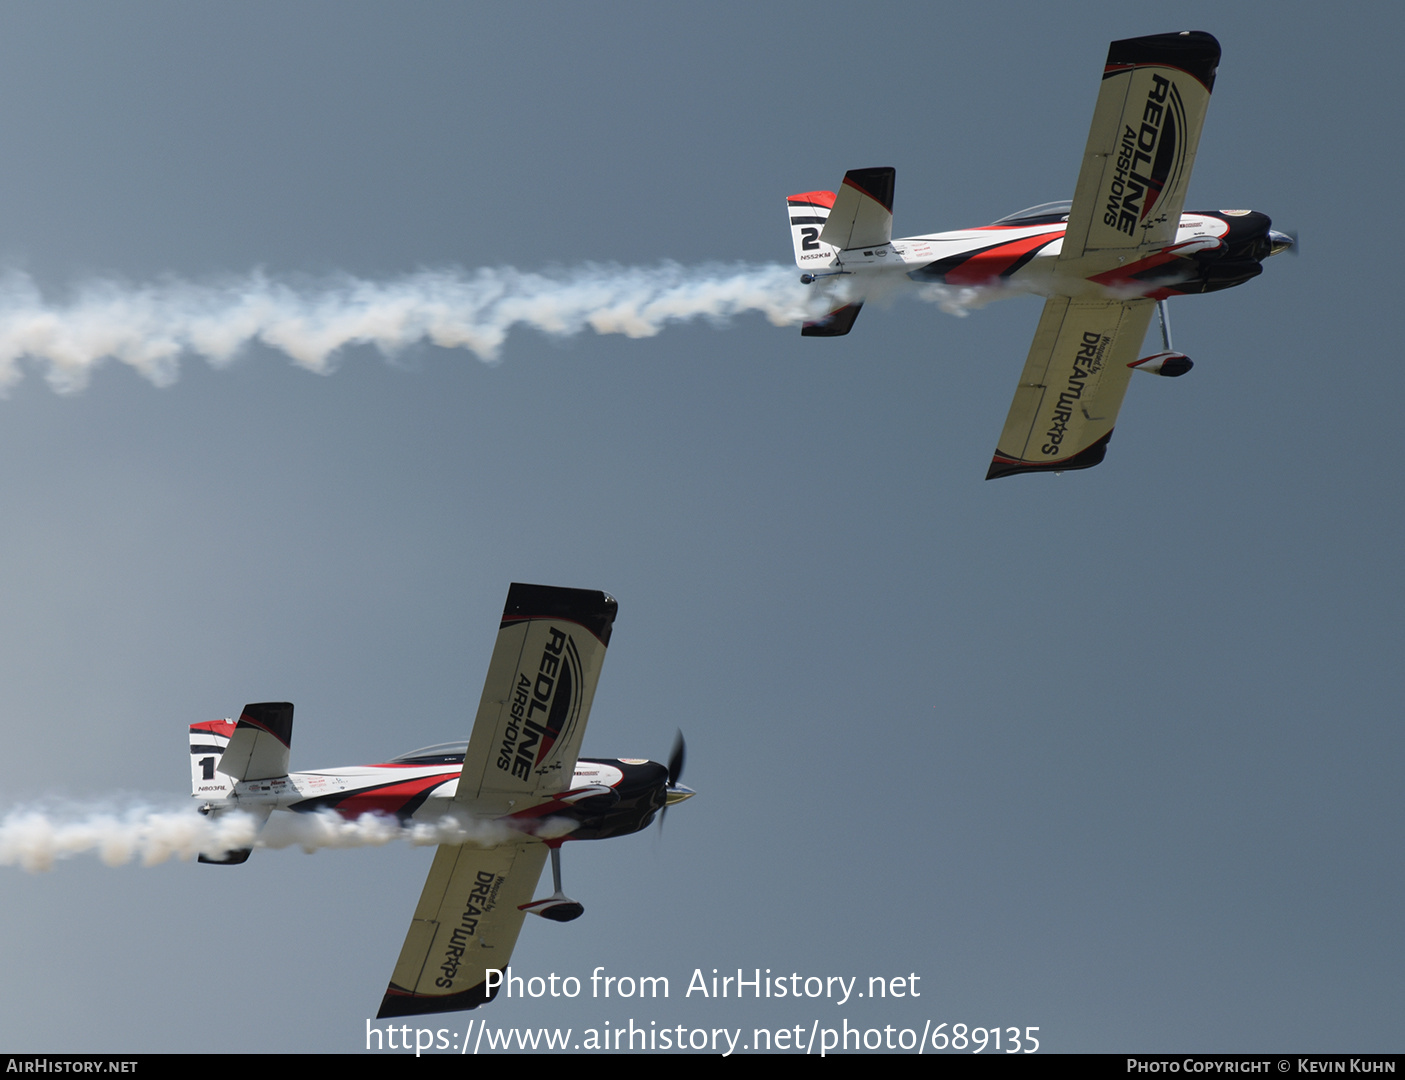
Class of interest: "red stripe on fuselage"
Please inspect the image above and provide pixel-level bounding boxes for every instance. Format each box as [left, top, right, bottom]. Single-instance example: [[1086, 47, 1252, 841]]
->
[[1087, 250, 1183, 290], [329, 771, 457, 819], [940, 233, 1058, 286]]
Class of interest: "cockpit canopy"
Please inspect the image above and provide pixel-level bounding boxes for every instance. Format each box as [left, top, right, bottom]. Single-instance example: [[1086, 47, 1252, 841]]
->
[[990, 200, 1072, 227], [389, 741, 468, 765]]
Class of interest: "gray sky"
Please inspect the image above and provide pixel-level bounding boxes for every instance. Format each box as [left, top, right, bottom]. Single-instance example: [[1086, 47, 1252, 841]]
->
[[0, 2, 1398, 1054]]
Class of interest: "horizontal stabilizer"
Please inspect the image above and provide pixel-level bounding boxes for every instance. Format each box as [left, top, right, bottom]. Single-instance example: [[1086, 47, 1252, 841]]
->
[[198, 846, 253, 866], [801, 301, 864, 337], [217, 702, 294, 782], [819, 167, 895, 251], [196, 803, 271, 865]]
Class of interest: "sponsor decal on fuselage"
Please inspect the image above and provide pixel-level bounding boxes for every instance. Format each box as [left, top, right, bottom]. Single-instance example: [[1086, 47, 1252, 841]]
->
[[495, 626, 578, 782], [435, 869, 504, 988], [1041, 331, 1110, 455], [1102, 73, 1183, 237]]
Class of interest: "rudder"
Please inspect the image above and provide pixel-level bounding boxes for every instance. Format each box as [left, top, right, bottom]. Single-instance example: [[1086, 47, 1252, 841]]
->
[[189, 716, 269, 865]]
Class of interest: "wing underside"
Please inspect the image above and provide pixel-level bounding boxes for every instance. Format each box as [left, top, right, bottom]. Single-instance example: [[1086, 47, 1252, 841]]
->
[[456, 583, 616, 805], [378, 583, 616, 1017], [987, 297, 1155, 479], [989, 31, 1217, 479], [1061, 31, 1219, 260], [377, 840, 549, 1018]]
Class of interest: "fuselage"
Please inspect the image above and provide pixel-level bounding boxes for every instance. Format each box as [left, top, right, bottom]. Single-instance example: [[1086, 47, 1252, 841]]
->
[[216, 744, 669, 842], [810, 204, 1283, 304]]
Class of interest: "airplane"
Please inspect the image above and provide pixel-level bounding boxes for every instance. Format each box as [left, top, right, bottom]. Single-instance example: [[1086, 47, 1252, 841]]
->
[[785, 31, 1293, 479], [187, 582, 693, 1018]]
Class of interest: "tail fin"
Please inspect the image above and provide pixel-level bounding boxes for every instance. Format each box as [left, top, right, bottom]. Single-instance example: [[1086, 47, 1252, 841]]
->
[[189, 718, 249, 865], [189, 708, 288, 866], [786, 190, 839, 269]]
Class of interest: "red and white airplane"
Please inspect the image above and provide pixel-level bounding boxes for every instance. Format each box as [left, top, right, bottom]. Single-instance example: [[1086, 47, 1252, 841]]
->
[[188, 583, 692, 1018], [786, 31, 1292, 479]]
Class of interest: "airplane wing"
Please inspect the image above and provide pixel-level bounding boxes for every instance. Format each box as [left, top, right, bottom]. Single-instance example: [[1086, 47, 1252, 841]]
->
[[989, 31, 1218, 479], [986, 296, 1155, 479], [377, 583, 617, 1017], [377, 839, 549, 1017], [456, 583, 617, 804], [1061, 31, 1219, 260]]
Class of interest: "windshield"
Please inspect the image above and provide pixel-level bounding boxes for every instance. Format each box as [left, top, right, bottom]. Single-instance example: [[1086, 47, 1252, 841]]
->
[[990, 200, 1072, 226], [388, 741, 468, 765]]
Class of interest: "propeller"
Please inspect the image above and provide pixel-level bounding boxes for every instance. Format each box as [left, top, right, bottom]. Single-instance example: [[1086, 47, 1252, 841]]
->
[[658, 730, 694, 833], [668, 730, 686, 789]]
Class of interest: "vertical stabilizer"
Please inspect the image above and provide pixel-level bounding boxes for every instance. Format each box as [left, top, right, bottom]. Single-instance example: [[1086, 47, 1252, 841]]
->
[[190, 716, 264, 865]]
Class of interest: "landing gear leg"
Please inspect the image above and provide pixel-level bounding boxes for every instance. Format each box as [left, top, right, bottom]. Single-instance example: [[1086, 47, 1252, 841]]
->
[[518, 841, 585, 922], [1129, 301, 1193, 378]]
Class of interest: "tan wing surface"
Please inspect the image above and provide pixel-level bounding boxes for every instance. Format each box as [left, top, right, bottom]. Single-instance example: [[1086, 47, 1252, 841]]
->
[[376, 583, 616, 1019], [987, 297, 1155, 479], [456, 583, 617, 805], [1061, 32, 1219, 260], [376, 840, 549, 1018]]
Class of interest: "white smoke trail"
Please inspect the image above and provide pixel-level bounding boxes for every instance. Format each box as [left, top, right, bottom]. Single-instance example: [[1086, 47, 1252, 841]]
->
[[0, 801, 259, 871], [0, 800, 568, 871], [257, 806, 576, 853], [806, 268, 1003, 319], [0, 263, 815, 394], [916, 280, 1022, 316]]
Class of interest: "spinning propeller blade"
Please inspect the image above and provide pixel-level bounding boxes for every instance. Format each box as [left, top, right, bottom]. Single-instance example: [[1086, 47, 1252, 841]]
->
[[659, 730, 694, 833], [668, 730, 686, 789]]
